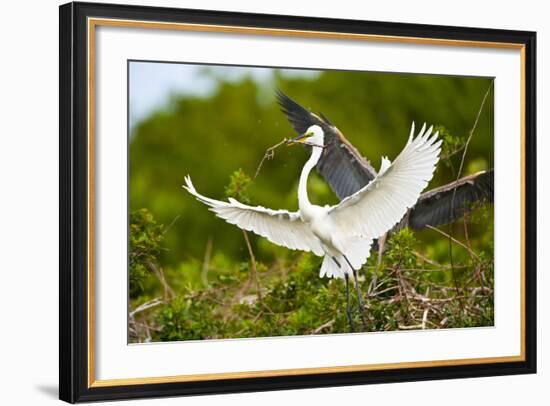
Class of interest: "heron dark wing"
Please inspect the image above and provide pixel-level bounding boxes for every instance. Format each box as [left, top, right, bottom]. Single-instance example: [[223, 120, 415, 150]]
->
[[277, 90, 377, 199], [316, 127, 378, 199], [276, 90, 324, 134], [405, 169, 494, 230]]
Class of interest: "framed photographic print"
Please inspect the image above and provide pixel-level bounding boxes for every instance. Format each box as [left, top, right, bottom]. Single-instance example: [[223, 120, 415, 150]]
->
[[59, 1, 537, 403]]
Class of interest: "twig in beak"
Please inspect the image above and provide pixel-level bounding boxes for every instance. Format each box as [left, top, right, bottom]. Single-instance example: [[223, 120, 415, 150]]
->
[[254, 137, 325, 180], [254, 137, 288, 180]]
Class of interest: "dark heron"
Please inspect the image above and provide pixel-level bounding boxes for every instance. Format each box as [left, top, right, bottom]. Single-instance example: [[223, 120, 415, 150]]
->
[[277, 90, 494, 293]]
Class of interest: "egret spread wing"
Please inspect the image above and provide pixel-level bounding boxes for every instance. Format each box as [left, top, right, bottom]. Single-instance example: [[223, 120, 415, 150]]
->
[[328, 123, 442, 239], [183, 176, 324, 256]]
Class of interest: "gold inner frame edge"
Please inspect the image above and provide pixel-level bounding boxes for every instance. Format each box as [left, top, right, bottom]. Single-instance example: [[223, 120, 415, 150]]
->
[[86, 17, 527, 388]]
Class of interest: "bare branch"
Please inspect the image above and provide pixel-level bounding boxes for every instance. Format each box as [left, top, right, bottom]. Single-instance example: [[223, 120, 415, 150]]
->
[[426, 225, 480, 260], [130, 297, 163, 317], [201, 237, 213, 287], [242, 230, 262, 302], [254, 138, 288, 180], [312, 319, 335, 334]]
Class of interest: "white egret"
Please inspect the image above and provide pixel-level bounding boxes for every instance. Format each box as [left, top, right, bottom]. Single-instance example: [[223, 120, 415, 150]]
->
[[183, 122, 441, 329]]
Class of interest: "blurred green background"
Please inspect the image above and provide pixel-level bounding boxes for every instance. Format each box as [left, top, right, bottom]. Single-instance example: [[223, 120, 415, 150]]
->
[[128, 62, 494, 341], [130, 63, 493, 271]]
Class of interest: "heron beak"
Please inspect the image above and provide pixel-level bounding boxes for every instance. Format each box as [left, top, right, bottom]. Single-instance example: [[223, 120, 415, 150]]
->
[[285, 133, 309, 146]]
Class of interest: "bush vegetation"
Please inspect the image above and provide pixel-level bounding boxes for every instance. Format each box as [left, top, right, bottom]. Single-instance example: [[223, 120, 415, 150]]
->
[[129, 171, 493, 342], [128, 67, 494, 342]]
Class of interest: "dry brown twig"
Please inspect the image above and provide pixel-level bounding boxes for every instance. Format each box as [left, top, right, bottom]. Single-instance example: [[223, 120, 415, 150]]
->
[[254, 138, 288, 180], [129, 297, 165, 343], [146, 260, 175, 300], [242, 230, 262, 302], [201, 237, 213, 287], [445, 79, 494, 302], [425, 225, 480, 260], [312, 319, 336, 334], [130, 296, 164, 317]]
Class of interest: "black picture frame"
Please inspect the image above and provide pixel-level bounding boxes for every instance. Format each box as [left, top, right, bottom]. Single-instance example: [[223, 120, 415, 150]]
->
[[59, 1, 537, 403]]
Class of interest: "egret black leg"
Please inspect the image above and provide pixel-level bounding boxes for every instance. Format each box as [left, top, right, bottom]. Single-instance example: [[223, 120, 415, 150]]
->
[[332, 256, 355, 332], [344, 273, 355, 332], [343, 255, 368, 330]]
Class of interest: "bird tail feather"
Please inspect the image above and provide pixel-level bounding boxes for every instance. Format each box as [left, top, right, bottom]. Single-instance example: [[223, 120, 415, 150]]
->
[[320, 255, 346, 279]]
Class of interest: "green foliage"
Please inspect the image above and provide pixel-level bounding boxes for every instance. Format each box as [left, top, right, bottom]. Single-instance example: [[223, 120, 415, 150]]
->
[[224, 168, 253, 204], [130, 69, 494, 267], [436, 124, 464, 166], [129, 208, 494, 342], [385, 228, 418, 269], [129, 208, 165, 298], [128, 67, 494, 342], [155, 295, 223, 341]]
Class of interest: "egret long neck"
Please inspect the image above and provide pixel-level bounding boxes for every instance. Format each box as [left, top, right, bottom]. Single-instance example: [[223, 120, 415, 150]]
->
[[298, 147, 322, 215]]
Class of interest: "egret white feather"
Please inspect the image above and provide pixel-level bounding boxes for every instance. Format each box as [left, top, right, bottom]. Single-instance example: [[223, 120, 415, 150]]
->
[[327, 123, 441, 240], [183, 176, 325, 256]]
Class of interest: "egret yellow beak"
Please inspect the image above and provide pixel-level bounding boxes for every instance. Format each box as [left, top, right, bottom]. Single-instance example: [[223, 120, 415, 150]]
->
[[285, 131, 312, 146]]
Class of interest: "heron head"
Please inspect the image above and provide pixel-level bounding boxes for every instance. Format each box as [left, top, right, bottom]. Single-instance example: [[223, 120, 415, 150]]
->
[[285, 125, 325, 149]]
